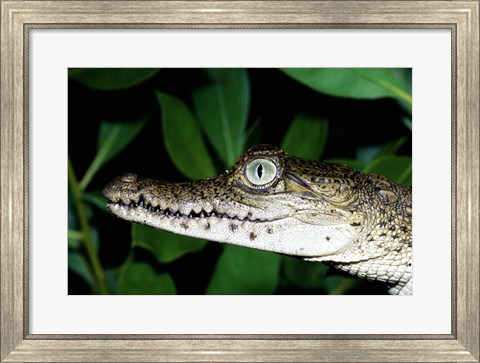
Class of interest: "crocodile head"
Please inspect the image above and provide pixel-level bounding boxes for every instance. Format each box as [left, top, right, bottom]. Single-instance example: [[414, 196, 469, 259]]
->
[[103, 144, 369, 258]]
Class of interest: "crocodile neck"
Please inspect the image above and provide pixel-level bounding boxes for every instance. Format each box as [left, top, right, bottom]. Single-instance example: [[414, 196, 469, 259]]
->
[[103, 144, 412, 295]]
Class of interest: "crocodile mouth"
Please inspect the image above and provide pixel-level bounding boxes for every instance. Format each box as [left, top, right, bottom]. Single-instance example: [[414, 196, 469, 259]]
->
[[108, 199, 244, 221], [107, 197, 274, 223], [106, 189, 356, 259]]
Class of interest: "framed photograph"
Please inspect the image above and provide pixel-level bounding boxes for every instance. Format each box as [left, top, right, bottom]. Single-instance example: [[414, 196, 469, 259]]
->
[[1, 1, 478, 362]]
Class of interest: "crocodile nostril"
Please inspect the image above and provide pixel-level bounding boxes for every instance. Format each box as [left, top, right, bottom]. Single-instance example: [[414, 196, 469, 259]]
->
[[119, 173, 138, 183]]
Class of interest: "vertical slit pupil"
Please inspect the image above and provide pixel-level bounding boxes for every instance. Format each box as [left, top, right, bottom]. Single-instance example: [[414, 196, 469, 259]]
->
[[256, 163, 264, 179]]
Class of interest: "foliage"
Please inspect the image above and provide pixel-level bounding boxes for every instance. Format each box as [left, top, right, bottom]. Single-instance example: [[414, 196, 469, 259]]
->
[[68, 68, 412, 295]]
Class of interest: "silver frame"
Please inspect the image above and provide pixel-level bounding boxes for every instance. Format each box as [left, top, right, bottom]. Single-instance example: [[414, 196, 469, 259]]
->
[[1, 1, 479, 362]]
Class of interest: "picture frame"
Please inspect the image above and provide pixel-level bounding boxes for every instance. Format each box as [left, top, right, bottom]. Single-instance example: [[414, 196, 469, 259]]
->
[[1, 1, 478, 362]]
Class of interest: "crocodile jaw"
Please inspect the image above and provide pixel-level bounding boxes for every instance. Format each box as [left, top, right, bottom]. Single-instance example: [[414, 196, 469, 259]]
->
[[106, 199, 356, 258]]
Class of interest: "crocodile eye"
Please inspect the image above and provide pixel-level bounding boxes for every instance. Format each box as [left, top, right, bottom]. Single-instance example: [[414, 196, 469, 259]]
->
[[245, 159, 277, 186]]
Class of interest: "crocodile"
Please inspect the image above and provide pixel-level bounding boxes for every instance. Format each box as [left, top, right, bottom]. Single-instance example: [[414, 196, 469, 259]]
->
[[103, 144, 412, 295]]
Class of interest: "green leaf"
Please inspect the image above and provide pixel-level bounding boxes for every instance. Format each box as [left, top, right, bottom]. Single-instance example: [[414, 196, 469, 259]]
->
[[392, 68, 412, 95], [281, 113, 329, 160], [117, 253, 176, 295], [68, 229, 83, 242], [357, 145, 389, 165], [68, 188, 81, 249], [206, 245, 281, 294], [132, 224, 208, 264], [69, 68, 159, 90], [105, 268, 121, 294], [83, 190, 108, 212], [68, 250, 95, 289], [402, 117, 412, 131], [244, 117, 262, 150], [325, 274, 365, 295], [97, 118, 147, 164], [282, 256, 328, 290], [192, 69, 250, 167], [89, 224, 100, 254], [363, 155, 412, 186], [281, 68, 412, 106], [156, 92, 216, 180], [356, 136, 407, 165], [79, 117, 147, 190]]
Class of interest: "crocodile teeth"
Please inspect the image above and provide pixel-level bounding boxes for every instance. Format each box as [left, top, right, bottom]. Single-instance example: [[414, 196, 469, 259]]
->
[[192, 205, 203, 214], [120, 197, 131, 205], [114, 200, 254, 222], [226, 211, 238, 219], [169, 204, 179, 213]]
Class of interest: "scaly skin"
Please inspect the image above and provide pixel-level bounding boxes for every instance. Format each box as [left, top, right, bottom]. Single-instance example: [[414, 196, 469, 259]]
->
[[103, 144, 412, 295]]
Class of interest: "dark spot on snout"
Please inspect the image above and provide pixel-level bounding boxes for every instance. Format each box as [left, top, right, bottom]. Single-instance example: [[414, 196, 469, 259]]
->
[[229, 223, 238, 232], [249, 232, 257, 241], [204, 222, 211, 230], [350, 222, 361, 227], [326, 236, 330, 241], [267, 228, 273, 234], [180, 222, 189, 230]]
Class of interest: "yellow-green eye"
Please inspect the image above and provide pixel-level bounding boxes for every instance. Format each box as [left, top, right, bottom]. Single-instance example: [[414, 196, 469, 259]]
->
[[245, 159, 277, 186]]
